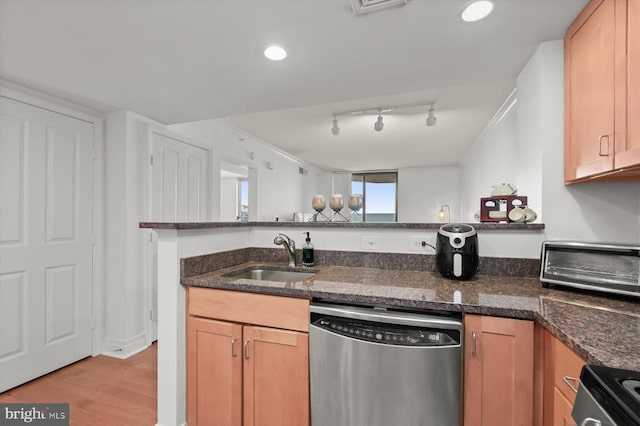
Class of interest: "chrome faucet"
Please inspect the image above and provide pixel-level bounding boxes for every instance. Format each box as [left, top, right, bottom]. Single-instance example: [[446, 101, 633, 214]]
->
[[273, 233, 296, 268]]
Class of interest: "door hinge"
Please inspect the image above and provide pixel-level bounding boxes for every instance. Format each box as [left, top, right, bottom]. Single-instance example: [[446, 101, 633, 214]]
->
[[91, 234, 97, 245], [92, 149, 97, 160], [91, 317, 96, 330], [150, 155, 154, 166]]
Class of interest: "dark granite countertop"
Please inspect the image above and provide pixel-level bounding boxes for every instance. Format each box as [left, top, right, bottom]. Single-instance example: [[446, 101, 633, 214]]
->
[[182, 262, 640, 371], [141, 221, 545, 230]]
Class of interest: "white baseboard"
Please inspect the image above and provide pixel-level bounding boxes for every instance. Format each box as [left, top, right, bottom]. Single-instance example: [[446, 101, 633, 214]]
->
[[102, 334, 149, 359]]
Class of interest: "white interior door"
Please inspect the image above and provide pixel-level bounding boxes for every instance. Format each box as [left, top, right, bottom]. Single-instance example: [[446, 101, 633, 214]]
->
[[147, 130, 210, 343], [0, 97, 94, 392], [150, 132, 209, 222]]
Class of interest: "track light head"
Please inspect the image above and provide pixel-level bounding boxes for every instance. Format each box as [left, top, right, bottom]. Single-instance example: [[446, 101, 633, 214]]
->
[[426, 105, 437, 127], [374, 110, 384, 131], [331, 117, 340, 136]]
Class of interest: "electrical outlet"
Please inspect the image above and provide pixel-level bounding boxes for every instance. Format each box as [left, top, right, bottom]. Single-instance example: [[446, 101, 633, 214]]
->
[[410, 236, 435, 251], [360, 235, 380, 250]]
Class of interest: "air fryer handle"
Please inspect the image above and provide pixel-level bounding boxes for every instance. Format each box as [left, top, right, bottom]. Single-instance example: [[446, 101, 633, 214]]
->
[[453, 253, 462, 277]]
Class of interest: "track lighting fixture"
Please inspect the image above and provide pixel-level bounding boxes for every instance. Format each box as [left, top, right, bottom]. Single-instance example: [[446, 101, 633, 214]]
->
[[330, 101, 437, 135], [331, 116, 340, 135], [374, 109, 384, 132], [426, 105, 437, 127]]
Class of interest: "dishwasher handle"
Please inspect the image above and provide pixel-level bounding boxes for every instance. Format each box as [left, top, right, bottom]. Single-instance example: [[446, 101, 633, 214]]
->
[[310, 302, 462, 330]]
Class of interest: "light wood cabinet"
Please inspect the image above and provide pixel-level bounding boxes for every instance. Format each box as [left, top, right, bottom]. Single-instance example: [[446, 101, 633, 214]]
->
[[617, 0, 640, 169], [553, 388, 576, 426], [187, 317, 243, 426], [542, 330, 586, 426], [187, 288, 310, 426], [243, 326, 309, 426], [463, 314, 534, 426], [565, 0, 640, 183]]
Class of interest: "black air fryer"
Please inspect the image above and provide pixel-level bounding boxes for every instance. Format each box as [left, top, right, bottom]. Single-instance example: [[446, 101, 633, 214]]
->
[[436, 224, 479, 280]]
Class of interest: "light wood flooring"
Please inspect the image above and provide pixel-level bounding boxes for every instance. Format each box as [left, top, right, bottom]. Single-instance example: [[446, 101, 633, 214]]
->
[[0, 343, 157, 426]]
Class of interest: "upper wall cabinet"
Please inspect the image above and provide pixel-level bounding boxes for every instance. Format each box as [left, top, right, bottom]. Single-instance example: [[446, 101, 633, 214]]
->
[[564, 0, 640, 183]]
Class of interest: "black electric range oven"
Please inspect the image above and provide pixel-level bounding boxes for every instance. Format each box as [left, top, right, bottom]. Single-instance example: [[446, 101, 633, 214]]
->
[[572, 364, 640, 426]]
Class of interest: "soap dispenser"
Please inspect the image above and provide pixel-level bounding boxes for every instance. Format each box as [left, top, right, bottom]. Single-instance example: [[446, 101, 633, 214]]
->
[[302, 232, 315, 267]]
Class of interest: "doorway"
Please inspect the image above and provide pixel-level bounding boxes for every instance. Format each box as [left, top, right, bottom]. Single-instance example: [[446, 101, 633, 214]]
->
[[220, 160, 249, 222]]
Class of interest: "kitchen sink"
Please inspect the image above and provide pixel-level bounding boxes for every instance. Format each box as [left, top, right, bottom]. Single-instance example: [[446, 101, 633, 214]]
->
[[226, 269, 315, 282]]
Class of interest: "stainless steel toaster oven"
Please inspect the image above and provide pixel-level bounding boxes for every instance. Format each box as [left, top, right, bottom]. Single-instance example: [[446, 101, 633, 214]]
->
[[540, 241, 640, 298]]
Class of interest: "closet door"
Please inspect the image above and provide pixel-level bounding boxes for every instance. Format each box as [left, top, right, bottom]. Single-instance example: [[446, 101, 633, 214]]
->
[[150, 130, 209, 222], [0, 96, 94, 392], [147, 129, 210, 342]]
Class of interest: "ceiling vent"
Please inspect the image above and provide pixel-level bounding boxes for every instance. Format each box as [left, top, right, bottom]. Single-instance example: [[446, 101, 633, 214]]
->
[[351, 0, 407, 15]]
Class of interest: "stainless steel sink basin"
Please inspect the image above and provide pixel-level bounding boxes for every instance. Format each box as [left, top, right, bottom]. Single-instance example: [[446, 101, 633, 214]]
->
[[227, 269, 315, 282]]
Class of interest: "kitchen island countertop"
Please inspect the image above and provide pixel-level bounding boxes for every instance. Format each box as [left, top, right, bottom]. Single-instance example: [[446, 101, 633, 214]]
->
[[182, 261, 640, 371]]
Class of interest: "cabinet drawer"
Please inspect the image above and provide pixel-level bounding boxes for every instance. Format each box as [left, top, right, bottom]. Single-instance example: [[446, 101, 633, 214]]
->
[[188, 287, 310, 332], [550, 334, 585, 405]]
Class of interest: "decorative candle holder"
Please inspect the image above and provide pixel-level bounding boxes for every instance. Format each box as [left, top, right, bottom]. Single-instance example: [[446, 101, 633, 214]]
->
[[437, 204, 450, 223], [329, 194, 349, 221], [347, 194, 363, 221], [309, 194, 330, 221]]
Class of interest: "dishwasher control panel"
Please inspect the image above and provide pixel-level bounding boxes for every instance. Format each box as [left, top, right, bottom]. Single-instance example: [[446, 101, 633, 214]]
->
[[311, 314, 460, 347]]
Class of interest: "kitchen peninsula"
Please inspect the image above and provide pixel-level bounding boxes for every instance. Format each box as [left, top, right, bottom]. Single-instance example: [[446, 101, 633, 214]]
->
[[141, 221, 640, 426]]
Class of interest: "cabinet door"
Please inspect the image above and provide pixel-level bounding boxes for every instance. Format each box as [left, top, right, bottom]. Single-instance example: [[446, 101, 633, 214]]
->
[[243, 326, 309, 426], [543, 330, 585, 425], [553, 387, 576, 426], [565, 0, 617, 181], [616, 0, 640, 169], [464, 315, 534, 426], [187, 317, 242, 426]]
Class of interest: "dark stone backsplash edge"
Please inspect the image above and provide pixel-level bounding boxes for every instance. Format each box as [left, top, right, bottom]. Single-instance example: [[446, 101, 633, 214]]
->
[[181, 247, 539, 278]]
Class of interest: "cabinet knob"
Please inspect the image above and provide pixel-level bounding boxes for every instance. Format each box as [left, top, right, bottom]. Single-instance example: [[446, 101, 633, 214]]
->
[[563, 375, 579, 393], [472, 331, 477, 356], [244, 340, 250, 359], [231, 338, 238, 357], [598, 135, 610, 157]]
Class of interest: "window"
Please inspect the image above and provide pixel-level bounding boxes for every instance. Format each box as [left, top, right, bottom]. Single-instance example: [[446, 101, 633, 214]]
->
[[351, 172, 397, 222]]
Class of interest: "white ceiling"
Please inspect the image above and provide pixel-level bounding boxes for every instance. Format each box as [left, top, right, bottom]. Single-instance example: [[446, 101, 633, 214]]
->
[[0, 0, 588, 171]]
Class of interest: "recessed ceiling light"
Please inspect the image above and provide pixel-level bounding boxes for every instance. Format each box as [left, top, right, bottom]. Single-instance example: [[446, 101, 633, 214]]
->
[[461, 1, 494, 22], [264, 45, 287, 61]]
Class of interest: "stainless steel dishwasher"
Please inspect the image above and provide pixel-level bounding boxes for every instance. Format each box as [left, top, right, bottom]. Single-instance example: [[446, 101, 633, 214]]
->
[[309, 302, 462, 426]]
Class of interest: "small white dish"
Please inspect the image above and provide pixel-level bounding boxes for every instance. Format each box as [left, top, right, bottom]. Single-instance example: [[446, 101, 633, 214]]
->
[[508, 207, 526, 223], [523, 207, 537, 222]]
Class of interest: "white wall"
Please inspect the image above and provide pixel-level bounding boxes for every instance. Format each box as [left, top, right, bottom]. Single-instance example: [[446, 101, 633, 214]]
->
[[104, 111, 150, 357], [515, 52, 544, 220], [321, 167, 461, 222], [398, 166, 461, 223], [219, 178, 238, 221], [104, 110, 221, 357], [459, 92, 522, 222], [460, 40, 640, 250], [169, 119, 322, 221], [532, 41, 640, 243]]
